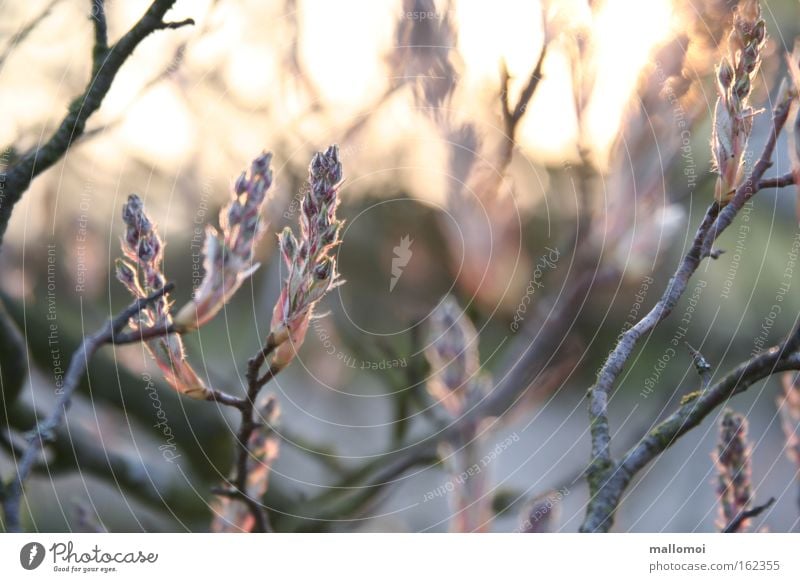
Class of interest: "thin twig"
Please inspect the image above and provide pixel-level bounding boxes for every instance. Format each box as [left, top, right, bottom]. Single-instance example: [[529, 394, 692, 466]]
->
[[2, 402, 206, 516], [213, 332, 280, 533], [587, 204, 719, 471], [700, 96, 794, 258], [723, 497, 775, 533], [758, 172, 796, 190]]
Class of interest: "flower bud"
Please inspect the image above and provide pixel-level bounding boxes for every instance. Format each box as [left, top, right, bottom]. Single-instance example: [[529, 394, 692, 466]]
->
[[753, 19, 765, 44], [234, 171, 248, 196], [279, 227, 297, 266], [115, 259, 140, 294], [717, 59, 734, 89], [313, 257, 333, 281]]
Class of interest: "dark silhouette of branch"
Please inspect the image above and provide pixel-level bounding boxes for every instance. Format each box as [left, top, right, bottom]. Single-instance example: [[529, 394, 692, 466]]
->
[[499, 44, 547, 167], [0, 283, 179, 531], [0, 0, 195, 247], [501, 47, 547, 136], [582, 93, 795, 532], [0, 288, 230, 471], [0, 299, 26, 425], [723, 497, 775, 533]]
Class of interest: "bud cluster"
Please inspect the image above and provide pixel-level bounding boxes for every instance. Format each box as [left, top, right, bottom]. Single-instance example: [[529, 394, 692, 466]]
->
[[175, 152, 273, 330], [269, 145, 344, 370], [117, 194, 210, 399]]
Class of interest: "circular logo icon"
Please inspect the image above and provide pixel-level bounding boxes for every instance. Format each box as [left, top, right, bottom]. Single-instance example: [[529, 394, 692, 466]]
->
[[19, 542, 46, 570]]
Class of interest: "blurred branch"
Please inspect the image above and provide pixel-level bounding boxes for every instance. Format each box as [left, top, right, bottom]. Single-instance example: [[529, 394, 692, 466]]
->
[[722, 497, 775, 533], [1, 283, 179, 532], [277, 444, 440, 532], [278, 264, 601, 530], [0, 0, 194, 247], [501, 45, 546, 142], [72, 503, 107, 533], [3, 401, 205, 519], [0, 289, 231, 474], [0, 0, 62, 69], [582, 92, 794, 533]]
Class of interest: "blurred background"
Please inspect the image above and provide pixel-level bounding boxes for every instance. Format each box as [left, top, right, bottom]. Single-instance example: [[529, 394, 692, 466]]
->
[[1, 0, 800, 532]]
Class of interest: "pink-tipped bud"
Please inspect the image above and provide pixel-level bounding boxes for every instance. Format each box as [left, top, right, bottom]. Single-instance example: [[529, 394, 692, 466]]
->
[[115, 259, 142, 297]]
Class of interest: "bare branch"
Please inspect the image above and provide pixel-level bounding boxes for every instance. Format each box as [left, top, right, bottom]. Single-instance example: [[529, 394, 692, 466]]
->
[[586, 203, 719, 474], [501, 46, 547, 133], [0, 299, 27, 423], [3, 402, 206, 517], [581, 94, 795, 532], [91, 0, 109, 54], [581, 338, 800, 533], [155, 18, 195, 31]]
